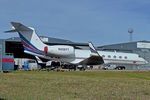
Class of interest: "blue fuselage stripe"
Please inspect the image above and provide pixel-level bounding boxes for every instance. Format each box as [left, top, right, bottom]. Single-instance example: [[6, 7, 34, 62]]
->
[[18, 32, 43, 55]]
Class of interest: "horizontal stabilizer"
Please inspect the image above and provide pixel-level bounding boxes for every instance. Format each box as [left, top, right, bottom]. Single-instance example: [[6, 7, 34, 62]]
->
[[5, 22, 32, 33], [4, 29, 17, 33], [11, 22, 33, 31]]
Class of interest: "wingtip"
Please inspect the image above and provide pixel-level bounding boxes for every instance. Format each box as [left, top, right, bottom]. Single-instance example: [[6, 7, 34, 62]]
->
[[88, 42, 94, 48]]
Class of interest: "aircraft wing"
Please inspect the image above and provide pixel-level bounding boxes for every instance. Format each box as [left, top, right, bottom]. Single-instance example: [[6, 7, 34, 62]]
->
[[78, 55, 104, 65], [78, 42, 104, 65]]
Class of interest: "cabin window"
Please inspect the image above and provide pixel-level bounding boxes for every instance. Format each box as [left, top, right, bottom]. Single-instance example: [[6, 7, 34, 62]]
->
[[119, 56, 122, 59], [102, 55, 105, 58], [138, 55, 141, 57], [113, 56, 116, 58], [108, 55, 111, 58], [124, 56, 127, 59]]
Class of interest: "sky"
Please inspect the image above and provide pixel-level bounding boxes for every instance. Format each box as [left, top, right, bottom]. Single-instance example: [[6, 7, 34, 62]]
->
[[0, 0, 150, 46]]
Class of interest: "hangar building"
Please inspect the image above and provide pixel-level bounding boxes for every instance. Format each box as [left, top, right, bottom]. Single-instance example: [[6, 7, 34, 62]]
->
[[0, 35, 150, 71], [97, 41, 150, 70]]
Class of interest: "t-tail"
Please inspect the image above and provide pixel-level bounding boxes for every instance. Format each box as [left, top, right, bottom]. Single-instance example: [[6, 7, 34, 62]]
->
[[5, 22, 47, 56]]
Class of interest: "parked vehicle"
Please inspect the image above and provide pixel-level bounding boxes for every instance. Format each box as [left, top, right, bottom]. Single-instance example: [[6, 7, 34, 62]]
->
[[102, 64, 125, 70], [115, 66, 126, 70], [28, 60, 39, 70]]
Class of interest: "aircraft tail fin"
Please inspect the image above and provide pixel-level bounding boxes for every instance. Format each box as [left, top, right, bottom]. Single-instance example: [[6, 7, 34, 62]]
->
[[7, 22, 47, 55]]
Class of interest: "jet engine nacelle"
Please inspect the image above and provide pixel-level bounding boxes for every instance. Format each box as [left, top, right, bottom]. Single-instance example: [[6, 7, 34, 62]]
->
[[46, 45, 75, 57]]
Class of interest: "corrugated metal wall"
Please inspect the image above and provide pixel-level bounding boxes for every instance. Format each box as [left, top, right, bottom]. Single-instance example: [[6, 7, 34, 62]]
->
[[0, 40, 14, 71], [134, 49, 150, 69], [0, 45, 2, 72], [2, 55, 14, 71]]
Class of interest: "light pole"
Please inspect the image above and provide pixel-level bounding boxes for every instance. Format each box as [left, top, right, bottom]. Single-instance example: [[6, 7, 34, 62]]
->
[[128, 28, 134, 42]]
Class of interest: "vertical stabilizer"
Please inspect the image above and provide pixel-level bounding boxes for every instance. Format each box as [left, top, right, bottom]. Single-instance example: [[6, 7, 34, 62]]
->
[[10, 22, 47, 55]]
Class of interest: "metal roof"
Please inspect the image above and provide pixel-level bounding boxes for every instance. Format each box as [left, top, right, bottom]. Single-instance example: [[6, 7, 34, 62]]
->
[[5, 36, 88, 46], [97, 40, 150, 52], [98, 40, 150, 48]]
